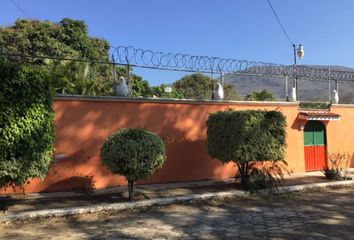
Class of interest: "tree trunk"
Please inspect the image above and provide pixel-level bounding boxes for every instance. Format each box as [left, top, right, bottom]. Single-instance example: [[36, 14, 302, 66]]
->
[[237, 162, 249, 189], [128, 180, 134, 201]]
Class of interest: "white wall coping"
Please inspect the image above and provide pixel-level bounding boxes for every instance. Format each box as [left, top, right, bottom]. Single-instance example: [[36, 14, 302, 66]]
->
[[330, 103, 354, 109], [55, 95, 300, 107]]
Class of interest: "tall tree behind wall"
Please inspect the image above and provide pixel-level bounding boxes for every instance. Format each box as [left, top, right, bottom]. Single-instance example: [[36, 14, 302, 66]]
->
[[0, 18, 152, 96], [173, 73, 237, 100]]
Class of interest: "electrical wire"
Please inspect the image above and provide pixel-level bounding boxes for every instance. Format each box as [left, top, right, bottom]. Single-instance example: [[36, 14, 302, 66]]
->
[[9, 0, 33, 19], [266, 0, 293, 45]]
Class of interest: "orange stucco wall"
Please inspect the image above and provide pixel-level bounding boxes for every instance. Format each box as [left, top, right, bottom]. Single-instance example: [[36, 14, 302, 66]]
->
[[2, 96, 352, 195], [326, 105, 354, 167]]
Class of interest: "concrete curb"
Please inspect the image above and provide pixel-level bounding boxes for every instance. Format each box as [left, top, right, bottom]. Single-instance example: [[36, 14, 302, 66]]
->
[[278, 179, 354, 193], [0, 190, 246, 223], [1, 180, 353, 224]]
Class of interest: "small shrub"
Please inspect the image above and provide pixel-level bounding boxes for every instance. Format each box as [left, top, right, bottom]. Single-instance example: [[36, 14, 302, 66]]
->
[[100, 128, 166, 201], [248, 161, 289, 193], [322, 152, 351, 180], [322, 167, 342, 180]]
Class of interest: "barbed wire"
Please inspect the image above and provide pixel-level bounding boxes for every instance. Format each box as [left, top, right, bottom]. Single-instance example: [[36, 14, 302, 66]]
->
[[112, 46, 285, 74], [112, 46, 354, 82], [1, 46, 354, 82]]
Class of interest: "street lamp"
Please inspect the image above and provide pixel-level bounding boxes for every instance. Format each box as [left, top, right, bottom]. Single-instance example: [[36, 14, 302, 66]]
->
[[293, 44, 304, 101], [296, 44, 304, 59]]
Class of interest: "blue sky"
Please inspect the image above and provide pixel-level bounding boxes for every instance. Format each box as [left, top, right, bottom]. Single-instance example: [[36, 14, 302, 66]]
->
[[1, 0, 354, 85]]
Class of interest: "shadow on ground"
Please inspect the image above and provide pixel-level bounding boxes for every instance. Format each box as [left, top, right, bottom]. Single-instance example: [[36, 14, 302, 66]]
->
[[2, 185, 353, 239]]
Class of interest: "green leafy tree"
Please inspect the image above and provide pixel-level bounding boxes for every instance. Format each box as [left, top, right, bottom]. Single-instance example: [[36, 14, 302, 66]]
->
[[206, 110, 286, 188], [245, 89, 275, 101], [173, 73, 212, 99], [0, 18, 112, 96], [223, 84, 238, 100], [51, 61, 113, 95], [0, 58, 54, 190], [150, 84, 184, 98], [0, 18, 152, 97], [173, 73, 237, 100], [100, 128, 166, 201], [0, 18, 109, 62]]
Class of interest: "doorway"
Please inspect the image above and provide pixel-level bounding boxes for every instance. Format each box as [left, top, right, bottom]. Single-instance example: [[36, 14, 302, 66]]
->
[[304, 121, 327, 171]]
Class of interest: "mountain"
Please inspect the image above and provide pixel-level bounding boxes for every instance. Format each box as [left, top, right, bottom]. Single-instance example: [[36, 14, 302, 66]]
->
[[224, 65, 354, 103]]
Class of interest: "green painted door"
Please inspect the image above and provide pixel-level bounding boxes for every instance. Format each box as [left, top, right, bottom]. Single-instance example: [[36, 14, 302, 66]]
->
[[304, 121, 326, 146]]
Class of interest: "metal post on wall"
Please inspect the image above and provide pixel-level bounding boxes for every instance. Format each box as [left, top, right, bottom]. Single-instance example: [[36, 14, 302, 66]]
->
[[216, 66, 223, 86], [220, 71, 224, 87], [328, 67, 331, 102], [210, 70, 214, 100], [292, 44, 304, 101], [293, 44, 298, 101], [285, 75, 289, 101], [111, 54, 117, 95], [125, 56, 132, 97], [128, 64, 132, 97]]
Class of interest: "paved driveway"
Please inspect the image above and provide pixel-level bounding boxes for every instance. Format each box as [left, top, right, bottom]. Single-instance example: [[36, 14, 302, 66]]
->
[[1, 186, 354, 239]]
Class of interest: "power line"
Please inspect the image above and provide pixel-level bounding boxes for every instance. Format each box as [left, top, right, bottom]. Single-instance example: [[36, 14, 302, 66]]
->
[[9, 0, 32, 19], [266, 0, 293, 45]]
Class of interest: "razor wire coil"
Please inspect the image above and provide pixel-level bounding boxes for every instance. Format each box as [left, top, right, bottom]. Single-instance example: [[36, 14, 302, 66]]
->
[[112, 46, 354, 82], [1, 45, 354, 82]]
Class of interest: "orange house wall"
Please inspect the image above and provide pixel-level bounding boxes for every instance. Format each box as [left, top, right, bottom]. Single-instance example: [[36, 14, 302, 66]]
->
[[326, 105, 354, 167], [0, 97, 322, 194]]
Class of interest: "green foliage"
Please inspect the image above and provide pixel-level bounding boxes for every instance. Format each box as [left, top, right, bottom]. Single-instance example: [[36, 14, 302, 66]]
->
[[0, 18, 165, 98], [150, 84, 184, 99], [173, 73, 212, 99], [223, 84, 238, 100], [3, 19, 245, 99], [247, 161, 289, 193], [0, 18, 109, 62], [173, 73, 237, 100], [207, 110, 286, 163], [322, 152, 351, 180], [299, 102, 329, 110], [322, 167, 342, 180], [2, 19, 242, 99], [51, 61, 112, 95], [0, 18, 117, 96], [245, 89, 275, 101], [100, 128, 166, 200], [0, 58, 54, 189], [206, 110, 286, 188]]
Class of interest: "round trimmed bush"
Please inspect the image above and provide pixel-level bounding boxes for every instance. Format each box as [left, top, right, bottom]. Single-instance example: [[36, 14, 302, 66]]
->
[[100, 128, 166, 200], [206, 110, 286, 189]]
